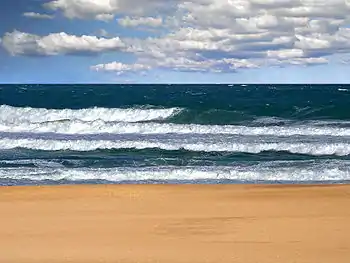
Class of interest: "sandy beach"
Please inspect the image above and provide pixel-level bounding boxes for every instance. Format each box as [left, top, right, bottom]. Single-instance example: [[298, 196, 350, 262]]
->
[[1, 184, 350, 263]]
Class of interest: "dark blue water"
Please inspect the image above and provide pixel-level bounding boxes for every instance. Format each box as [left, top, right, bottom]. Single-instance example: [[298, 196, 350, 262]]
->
[[0, 84, 350, 185]]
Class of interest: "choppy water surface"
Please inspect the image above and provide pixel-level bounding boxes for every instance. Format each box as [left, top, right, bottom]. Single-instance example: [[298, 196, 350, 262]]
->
[[1, 84, 349, 185]]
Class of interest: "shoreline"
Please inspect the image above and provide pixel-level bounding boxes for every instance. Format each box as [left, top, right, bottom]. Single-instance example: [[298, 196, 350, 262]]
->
[[1, 184, 350, 263]]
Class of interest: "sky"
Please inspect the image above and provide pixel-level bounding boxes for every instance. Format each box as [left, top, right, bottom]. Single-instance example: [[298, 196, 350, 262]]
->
[[1, 0, 350, 84]]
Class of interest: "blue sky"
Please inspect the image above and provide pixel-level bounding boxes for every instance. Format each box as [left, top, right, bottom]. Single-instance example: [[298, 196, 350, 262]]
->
[[1, 0, 350, 83]]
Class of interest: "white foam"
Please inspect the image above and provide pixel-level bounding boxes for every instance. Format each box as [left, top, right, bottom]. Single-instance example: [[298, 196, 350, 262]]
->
[[1, 138, 350, 156], [1, 119, 350, 136], [2, 105, 350, 137], [0, 105, 181, 124], [1, 163, 349, 182]]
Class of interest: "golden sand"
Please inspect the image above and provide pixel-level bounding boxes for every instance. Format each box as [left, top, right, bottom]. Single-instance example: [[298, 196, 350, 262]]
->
[[1, 184, 350, 263]]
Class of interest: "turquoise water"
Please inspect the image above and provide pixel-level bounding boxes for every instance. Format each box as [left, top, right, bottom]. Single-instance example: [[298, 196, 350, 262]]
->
[[0, 84, 350, 185]]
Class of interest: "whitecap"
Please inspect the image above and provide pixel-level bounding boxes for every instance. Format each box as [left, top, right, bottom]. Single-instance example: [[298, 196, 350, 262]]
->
[[0, 105, 182, 124], [1, 120, 350, 136], [1, 138, 350, 156], [1, 161, 349, 182]]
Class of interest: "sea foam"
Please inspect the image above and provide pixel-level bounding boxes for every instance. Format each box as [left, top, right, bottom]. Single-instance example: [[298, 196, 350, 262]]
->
[[1, 118, 350, 136], [1, 138, 350, 156], [0, 105, 182, 123], [0, 162, 349, 183]]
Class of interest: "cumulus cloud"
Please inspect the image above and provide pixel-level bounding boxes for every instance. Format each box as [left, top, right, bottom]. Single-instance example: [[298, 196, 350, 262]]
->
[[3, 0, 350, 74], [44, 0, 178, 19], [95, 14, 115, 22], [289, 57, 328, 65], [118, 17, 163, 27], [91, 62, 151, 75], [267, 49, 305, 59], [44, 0, 118, 20], [126, 0, 350, 70], [1, 30, 125, 56], [23, 12, 54, 19], [93, 56, 259, 74]]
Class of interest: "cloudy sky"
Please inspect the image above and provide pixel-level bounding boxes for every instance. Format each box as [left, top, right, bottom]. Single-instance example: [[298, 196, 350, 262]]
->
[[1, 0, 350, 83]]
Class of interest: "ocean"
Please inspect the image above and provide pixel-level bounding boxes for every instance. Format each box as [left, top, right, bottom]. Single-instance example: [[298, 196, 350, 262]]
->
[[0, 84, 349, 186]]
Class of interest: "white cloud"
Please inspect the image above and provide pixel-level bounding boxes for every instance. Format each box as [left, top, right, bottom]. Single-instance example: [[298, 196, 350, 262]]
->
[[44, 0, 117, 20], [91, 62, 151, 74], [93, 56, 259, 74], [1, 30, 125, 56], [45, 0, 177, 19], [95, 14, 115, 22], [274, 57, 329, 66], [267, 49, 304, 59], [290, 57, 328, 65], [23, 12, 54, 19], [296, 35, 331, 50], [222, 58, 259, 69], [3, 0, 350, 74], [118, 17, 163, 27]]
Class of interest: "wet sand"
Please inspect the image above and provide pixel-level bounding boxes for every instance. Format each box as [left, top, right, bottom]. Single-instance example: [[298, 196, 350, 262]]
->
[[1, 184, 350, 263]]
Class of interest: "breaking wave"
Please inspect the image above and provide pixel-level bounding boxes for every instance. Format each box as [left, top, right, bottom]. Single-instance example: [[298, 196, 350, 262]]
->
[[2, 118, 350, 137], [1, 84, 350, 185], [0, 105, 182, 124], [0, 162, 349, 183], [1, 138, 350, 156]]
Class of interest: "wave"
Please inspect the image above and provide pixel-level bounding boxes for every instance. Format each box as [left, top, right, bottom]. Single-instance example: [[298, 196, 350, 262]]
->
[[2, 119, 350, 136], [1, 138, 350, 156], [3, 84, 350, 123], [169, 107, 350, 124], [0, 105, 182, 124], [1, 162, 349, 183], [0, 159, 66, 168], [3, 104, 350, 131]]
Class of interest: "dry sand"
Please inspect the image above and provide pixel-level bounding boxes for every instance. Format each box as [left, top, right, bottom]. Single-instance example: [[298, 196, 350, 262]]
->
[[1, 184, 350, 263]]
